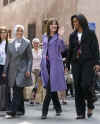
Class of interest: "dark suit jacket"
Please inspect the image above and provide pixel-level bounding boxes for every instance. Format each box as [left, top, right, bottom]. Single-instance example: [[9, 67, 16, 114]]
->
[[67, 29, 99, 67]]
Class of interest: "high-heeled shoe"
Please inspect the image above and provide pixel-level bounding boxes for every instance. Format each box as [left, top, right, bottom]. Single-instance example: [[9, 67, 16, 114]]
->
[[87, 109, 94, 118], [87, 113, 93, 118], [76, 115, 85, 120], [41, 114, 47, 119]]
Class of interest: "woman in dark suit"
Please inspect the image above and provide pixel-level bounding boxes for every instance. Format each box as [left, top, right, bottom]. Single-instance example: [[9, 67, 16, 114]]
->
[[66, 14, 99, 119], [0, 26, 9, 111]]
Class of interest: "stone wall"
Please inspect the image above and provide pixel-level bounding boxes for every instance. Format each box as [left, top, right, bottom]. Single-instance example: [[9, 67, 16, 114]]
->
[[77, 0, 100, 45], [0, 0, 77, 43], [0, 0, 99, 44]]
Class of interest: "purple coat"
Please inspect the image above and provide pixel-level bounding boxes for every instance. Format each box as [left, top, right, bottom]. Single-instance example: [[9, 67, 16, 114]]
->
[[41, 34, 67, 92]]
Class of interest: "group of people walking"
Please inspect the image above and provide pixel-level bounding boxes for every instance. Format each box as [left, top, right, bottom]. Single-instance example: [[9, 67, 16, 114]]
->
[[0, 14, 100, 120]]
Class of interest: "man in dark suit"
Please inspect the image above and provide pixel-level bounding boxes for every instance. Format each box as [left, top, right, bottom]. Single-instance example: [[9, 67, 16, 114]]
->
[[66, 14, 99, 119]]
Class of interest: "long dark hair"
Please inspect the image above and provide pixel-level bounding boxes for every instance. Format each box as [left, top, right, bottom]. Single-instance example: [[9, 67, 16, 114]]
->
[[0, 27, 8, 53], [71, 14, 89, 31], [47, 19, 59, 37], [71, 14, 78, 29]]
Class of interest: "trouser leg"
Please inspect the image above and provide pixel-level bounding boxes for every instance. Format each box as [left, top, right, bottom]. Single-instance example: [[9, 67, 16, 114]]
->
[[51, 92, 62, 112], [72, 63, 86, 116], [9, 85, 24, 114]]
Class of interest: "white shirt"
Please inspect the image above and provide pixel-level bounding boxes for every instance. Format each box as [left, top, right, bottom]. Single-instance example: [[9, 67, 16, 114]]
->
[[77, 32, 82, 43], [15, 39, 22, 51], [32, 48, 42, 70], [0, 40, 6, 65]]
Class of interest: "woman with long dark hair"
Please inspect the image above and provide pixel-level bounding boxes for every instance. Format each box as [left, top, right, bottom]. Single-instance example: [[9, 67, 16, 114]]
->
[[41, 19, 67, 119], [0, 26, 9, 111], [67, 14, 99, 119]]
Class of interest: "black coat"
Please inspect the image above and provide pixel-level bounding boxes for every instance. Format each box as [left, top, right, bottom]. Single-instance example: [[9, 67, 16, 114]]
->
[[67, 30, 99, 66], [0, 41, 8, 85]]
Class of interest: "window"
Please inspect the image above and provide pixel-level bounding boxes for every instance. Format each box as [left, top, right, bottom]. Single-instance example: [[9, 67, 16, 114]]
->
[[3, 0, 8, 6], [28, 23, 36, 41], [3, 0, 16, 6], [9, 0, 15, 3]]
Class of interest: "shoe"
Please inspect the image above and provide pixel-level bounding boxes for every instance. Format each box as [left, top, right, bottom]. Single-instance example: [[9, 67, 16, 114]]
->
[[56, 112, 61, 116], [5, 114, 15, 119], [56, 110, 62, 116], [87, 113, 93, 118], [36, 102, 40, 105], [87, 108, 94, 118], [76, 115, 85, 120], [41, 114, 47, 119], [30, 101, 34, 105], [16, 111, 25, 116], [62, 101, 67, 105], [6, 111, 16, 116]]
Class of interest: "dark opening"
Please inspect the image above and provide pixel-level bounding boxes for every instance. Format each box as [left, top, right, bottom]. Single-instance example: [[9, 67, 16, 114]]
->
[[28, 23, 36, 42], [9, 0, 16, 3], [3, 0, 8, 6]]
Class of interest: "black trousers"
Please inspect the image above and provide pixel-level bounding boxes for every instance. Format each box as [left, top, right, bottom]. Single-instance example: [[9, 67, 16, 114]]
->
[[42, 81, 62, 115], [0, 65, 10, 110], [72, 61, 95, 116], [9, 84, 25, 114]]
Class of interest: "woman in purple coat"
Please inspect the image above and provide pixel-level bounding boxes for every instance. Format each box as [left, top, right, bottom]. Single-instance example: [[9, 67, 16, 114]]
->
[[41, 19, 67, 119]]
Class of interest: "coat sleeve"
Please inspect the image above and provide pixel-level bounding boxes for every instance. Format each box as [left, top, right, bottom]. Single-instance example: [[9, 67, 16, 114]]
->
[[90, 31, 100, 65], [3, 44, 10, 74], [26, 42, 33, 72], [58, 36, 66, 52], [61, 47, 70, 69]]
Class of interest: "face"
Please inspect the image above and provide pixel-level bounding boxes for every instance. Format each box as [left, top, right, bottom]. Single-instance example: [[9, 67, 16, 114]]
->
[[16, 27, 24, 39], [32, 42, 39, 49], [72, 17, 80, 30], [50, 21, 58, 33], [0, 31, 7, 40]]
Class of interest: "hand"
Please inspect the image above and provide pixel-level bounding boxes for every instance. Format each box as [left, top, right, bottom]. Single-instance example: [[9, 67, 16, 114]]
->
[[58, 27, 65, 39], [2, 73, 6, 78], [94, 65, 100, 72], [64, 68, 68, 73], [26, 72, 30, 78]]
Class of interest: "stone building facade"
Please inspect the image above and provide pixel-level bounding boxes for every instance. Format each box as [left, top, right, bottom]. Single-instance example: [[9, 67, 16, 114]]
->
[[0, 0, 100, 44], [77, 0, 100, 45]]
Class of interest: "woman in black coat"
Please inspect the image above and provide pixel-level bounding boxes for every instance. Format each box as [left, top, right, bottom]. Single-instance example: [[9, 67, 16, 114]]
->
[[0, 26, 9, 111], [66, 14, 99, 119]]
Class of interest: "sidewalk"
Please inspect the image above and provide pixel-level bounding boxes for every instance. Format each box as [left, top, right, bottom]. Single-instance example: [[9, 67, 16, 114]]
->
[[0, 98, 100, 124]]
